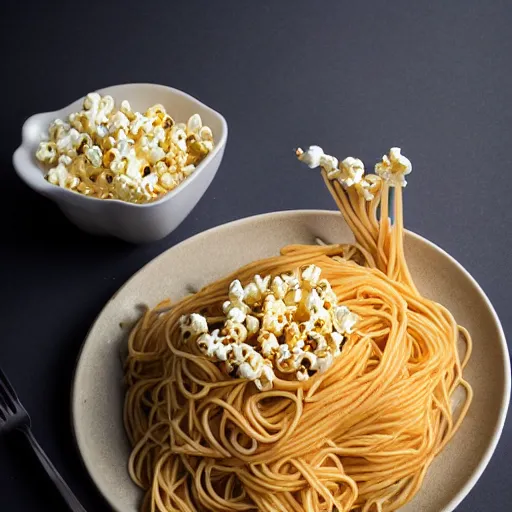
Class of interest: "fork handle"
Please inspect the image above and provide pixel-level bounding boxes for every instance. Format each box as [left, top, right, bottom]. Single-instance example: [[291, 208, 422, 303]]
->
[[21, 427, 87, 512]]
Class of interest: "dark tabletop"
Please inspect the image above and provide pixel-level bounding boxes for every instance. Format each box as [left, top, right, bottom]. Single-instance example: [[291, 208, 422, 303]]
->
[[1, 1, 511, 510]]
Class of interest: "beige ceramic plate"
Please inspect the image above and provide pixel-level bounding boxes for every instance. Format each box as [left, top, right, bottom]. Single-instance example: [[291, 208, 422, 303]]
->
[[72, 210, 510, 512]]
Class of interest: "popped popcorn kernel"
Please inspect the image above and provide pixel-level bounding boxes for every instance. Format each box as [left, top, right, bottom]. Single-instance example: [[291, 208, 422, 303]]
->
[[375, 147, 412, 187]]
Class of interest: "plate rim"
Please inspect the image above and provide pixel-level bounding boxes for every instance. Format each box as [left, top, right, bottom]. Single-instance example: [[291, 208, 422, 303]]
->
[[71, 208, 511, 512]]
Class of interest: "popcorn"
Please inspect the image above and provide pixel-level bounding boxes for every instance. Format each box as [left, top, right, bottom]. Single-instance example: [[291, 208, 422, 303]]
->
[[182, 164, 195, 176], [315, 279, 337, 305], [259, 331, 279, 357], [82, 93, 106, 131], [154, 161, 168, 175], [85, 145, 103, 167], [271, 276, 287, 299], [238, 361, 260, 380], [291, 338, 305, 354], [262, 311, 287, 337], [223, 320, 248, 342], [35, 93, 215, 203], [229, 280, 245, 305], [125, 151, 146, 181], [142, 173, 158, 192], [255, 364, 274, 391], [305, 289, 323, 314], [375, 147, 412, 187], [284, 287, 302, 306], [301, 264, 322, 287], [308, 331, 328, 351], [238, 356, 274, 392], [231, 343, 255, 365], [295, 351, 317, 371], [69, 113, 85, 131], [36, 142, 57, 164], [96, 125, 109, 138], [171, 126, 187, 152], [339, 157, 365, 187], [332, 306, 359, 334], [296, 147, 366, 189], [296, 145, 325, 168], [199, 126, 213, 142], [187, 114, 202, 134], [295, 146, 339, 177], [255, 275, 271, 295], [227, 307, 247, 324], [263, 294, 286, 316], [277, 343, 291, 363], [297, 145, 389, 202], [56, 128, 80, 155], [197, 330, 231, 361], [148, 147, 166, 165], [108, 111, 130, 133], [243, 282, 262, 305], [246, 315, 260, 336], [284, 322, 301, 345], [179, 313, 208, 339], [145, 104, 167, 121], [48, 119, 70, 140], [160, 172, 177, 190], [320, 155, 339, 176], [117, 129, 133, 144], [47, 163, 69, 187], [296, 368, 310, 381], [355, 177, 376, 201], [130, 112, 153, 137], [327, 332, 344, 355], [58, 154, 73, 166], [215, 343, 232, 362], [315, 352, 334, 373], [120, 100, 134, 119], [183, 266, 358, 390]]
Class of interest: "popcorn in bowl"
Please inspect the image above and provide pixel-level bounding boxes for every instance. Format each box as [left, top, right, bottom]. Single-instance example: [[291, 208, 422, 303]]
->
[[35, 93, 215, 204]]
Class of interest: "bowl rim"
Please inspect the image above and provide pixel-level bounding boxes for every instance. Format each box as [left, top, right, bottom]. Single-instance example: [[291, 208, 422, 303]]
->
[[12, 82, 228, 209], [70, 208, 511, 512]]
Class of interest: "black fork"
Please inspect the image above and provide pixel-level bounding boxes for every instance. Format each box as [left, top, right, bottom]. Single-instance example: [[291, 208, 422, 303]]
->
[[0, 366, 87, 511]]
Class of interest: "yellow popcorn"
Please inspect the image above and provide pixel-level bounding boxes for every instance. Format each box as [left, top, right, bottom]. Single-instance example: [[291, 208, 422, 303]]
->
[[375, 147, 412, 187], [35, 142, 58, 164], [182, 266, 358, 390], [35, 93, 215, 204]]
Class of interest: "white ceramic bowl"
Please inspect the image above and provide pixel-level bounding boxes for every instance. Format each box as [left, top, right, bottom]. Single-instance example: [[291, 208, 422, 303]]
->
[[12, 83, 228, 243]]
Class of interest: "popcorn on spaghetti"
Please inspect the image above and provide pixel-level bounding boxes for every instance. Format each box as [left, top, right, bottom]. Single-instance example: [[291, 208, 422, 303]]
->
[[296, 145, 324, 168], [297, 145, 415, 200], [35, 93, 215, 204], [375, 147, 412, 187], [180, 265, 358, 390], [179, 313, 208, 339], [339, 157, 364, 187], [296, 147, 365, 189]]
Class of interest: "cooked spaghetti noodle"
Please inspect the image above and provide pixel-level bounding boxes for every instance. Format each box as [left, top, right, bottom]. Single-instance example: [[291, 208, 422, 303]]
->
[[124, 148, 472, 511]]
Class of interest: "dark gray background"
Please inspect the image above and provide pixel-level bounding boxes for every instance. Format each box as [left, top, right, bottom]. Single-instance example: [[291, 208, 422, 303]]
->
[[1, 0, 510, 510]]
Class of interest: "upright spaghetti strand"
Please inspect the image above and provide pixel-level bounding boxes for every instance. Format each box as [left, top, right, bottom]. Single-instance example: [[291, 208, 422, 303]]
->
[[124, 147, 472, 512]]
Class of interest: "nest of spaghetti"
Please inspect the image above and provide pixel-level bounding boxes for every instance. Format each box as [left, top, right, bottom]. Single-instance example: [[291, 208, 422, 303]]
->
[[123, 147, 472, 512]]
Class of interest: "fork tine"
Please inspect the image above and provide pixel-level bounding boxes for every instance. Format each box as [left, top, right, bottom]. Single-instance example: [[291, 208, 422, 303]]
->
[[0, 367, 19, 408], [0, 393, 8, 420]]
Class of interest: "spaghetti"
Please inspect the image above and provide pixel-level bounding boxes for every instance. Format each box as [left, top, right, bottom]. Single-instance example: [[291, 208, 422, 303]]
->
[[124, 147, 472, 511]]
